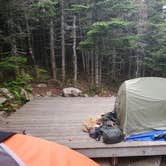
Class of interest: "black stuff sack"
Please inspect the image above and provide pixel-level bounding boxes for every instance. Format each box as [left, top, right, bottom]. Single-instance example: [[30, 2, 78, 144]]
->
[[101, 126, 124, 144]]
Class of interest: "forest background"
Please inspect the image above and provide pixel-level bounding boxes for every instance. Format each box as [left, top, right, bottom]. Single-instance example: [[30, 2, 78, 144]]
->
[[0, 0, 165, 111]]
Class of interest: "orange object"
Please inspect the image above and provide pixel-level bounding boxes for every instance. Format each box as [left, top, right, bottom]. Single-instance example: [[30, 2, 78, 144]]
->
[[4, 134, 99, 166]]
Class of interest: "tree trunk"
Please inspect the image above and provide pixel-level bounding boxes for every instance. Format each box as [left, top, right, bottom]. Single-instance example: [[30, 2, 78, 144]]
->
[[73, 15, 77, 84], [11, 43, 17, 56], [99, 56, 102, 85], [85, 53, 90, 76], [50, 19, 56, 80], [91, 51, 94, 84], [112, 48, 116, 80], [61, 0, 65, 82], [135, 0, 147, 77], [135, 54, 140, 78], [25, 13, 35, 65], [95, 52, 99, 86], [82, 52, 86, 72]]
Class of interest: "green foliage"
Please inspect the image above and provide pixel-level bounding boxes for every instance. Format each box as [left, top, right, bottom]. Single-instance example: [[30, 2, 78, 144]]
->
[[110, 35, 139, 48], [144, 47, 166, 76], [0, 56, 27, 71], [0, 56, 33, 112], [36, 67, 50, 81], [0, 101, 20, 113], [87, 21, 110, 37], [2, 74, 32, 103], [32, 0, 59, 21], [87, 84, 96, 96], [87, 19, 133, 38], [87, 85, 107, 96], [79, 40, 94, 51], [69, 4, 89, 14], [144, 0, 166, 77], [0, 56, 28, 81]]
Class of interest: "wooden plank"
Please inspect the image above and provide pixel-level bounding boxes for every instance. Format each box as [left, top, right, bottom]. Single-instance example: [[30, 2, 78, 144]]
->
[[129, 156, 161, 166], [76, 145, 166, 158], [0, 97, 166, 158], [95, 157, 165, 166], [118, 157, 162, 166]]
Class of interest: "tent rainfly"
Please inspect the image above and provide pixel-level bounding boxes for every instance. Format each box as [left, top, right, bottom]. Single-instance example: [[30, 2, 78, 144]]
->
[[0, 133, 99, 166], [115, 77, 166, 137]]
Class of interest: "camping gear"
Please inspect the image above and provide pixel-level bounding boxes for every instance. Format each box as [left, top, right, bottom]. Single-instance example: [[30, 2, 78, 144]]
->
[[0, 131, 16, 142], [84, 111, 124, 144], [101, 126, 124, 144], [115, 77, 166, 137], [0, 132, 99, 166], [154, 132, 166, 140], [89, 127, 102, 141]]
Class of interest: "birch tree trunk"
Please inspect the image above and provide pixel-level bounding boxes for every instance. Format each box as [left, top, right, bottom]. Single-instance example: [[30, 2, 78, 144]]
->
[[73, 15, 77, 84], [61, 0, 65, 81], [50, 19, 56, 80]]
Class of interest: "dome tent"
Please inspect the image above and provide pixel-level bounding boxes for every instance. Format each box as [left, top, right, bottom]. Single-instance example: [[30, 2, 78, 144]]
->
[[115, 77, 166, 137]]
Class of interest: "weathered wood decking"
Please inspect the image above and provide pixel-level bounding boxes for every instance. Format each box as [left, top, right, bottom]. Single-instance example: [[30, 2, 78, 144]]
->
[[0, 97, 166, 160]]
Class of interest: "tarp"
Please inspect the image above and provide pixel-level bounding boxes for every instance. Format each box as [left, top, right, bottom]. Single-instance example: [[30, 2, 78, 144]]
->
[[125, 130, 166, 141], [115, 77, 166, 137]]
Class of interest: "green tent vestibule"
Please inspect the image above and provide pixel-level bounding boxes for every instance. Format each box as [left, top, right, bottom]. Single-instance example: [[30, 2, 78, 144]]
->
[[115, 77, 166, 137]]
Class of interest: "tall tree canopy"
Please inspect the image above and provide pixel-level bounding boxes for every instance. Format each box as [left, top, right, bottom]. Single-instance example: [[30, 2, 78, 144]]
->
[[0, 0, 165, 86]]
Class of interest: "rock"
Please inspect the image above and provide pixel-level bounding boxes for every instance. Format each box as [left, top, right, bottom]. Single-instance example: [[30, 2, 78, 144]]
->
[[80, 93, 88, 97], [20, 88, 33, 101], [62, 87, 82, 97], [35, 94, 41, 97], [36, 83, 47, 88], [83, 94, 89, 97], [94, 95, 99, 97], [46, 91, 52, 97], [0, 97, 7, 104], [0, 88, 14, 99]]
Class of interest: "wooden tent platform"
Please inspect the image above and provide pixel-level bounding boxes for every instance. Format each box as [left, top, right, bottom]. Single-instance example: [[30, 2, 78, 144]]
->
[[0, 97, 166, 165]]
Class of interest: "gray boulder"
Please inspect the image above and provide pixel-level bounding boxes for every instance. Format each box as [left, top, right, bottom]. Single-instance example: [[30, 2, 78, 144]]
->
[[46, 91, 52, 97], [62, 87, 82, 97], [0, 88, 14, 99], [36, 83, 47, 88], [0, 97, 7, 104]]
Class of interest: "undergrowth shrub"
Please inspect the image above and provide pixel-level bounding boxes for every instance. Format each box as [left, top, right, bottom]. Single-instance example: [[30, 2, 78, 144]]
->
[[0, 56, 33, 112], [0, 56, 28, 81]]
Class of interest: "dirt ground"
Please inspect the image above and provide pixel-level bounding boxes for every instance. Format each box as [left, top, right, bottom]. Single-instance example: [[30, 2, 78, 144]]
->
[[31, 80, 116, 97]]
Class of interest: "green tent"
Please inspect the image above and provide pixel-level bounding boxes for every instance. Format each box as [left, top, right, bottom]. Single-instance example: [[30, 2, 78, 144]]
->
[[115, 77, 166, 137]]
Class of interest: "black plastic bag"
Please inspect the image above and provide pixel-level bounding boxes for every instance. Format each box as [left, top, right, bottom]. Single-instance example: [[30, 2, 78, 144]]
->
[[101, 126, 124, 144]]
